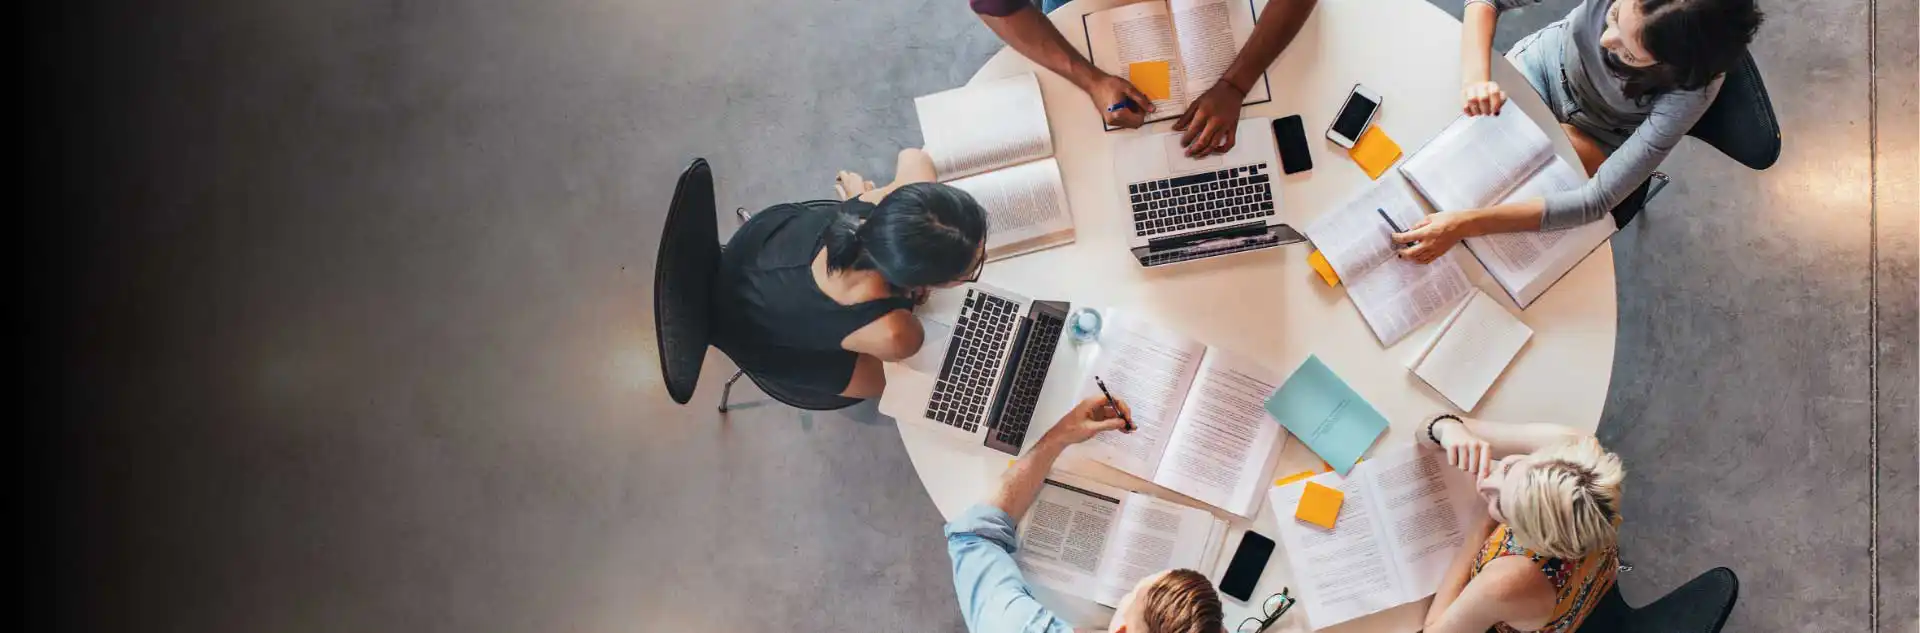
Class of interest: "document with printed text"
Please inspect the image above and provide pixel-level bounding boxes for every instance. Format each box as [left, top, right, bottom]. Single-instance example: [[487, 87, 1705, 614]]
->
[[915, 73, 1076, 260], [1016, 474, 1229, 607]]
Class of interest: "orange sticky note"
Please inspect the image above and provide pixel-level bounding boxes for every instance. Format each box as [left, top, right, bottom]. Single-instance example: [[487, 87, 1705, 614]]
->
[[1295, 481, 1345, 529], [1348, 126, 1403, 180], [1128, 61, 1173, 101], [1307, 250, 1341, 287], [1274, 470, 1319, 487]]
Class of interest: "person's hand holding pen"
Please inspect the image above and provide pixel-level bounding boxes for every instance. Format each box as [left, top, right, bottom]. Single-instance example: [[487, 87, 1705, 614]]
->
[[1391, 211, 1473, 264], [1088, 73, 1154, 129], [1041, 394, 1134, 447]]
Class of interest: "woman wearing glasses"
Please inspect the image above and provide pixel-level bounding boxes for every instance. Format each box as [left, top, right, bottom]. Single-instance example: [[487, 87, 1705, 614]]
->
[[1418, 415, 1624, 633], [713, 149, 988, 400]]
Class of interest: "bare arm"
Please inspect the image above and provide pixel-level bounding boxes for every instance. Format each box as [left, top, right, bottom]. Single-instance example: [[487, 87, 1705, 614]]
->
[[1222, 0, 1316, 94], [1424, 514, 1497, 630], [989, 396, 1131, 523], [846, 149, 938, 204], [1460, 1, 1498, 85], [1175, 0, 1319, 155], [977, 6, 1153, 128], [1425, 556, 1554, 633], [841, 311, 924, 361], [978, 6, 1104, 93]]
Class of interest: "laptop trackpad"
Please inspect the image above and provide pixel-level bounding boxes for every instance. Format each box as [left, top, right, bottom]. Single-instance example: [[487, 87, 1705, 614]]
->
[[1164, 134, 1224, 170], [903, 317, 952, 376]]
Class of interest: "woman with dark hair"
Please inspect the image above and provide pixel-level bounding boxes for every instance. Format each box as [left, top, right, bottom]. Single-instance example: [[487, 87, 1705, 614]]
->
[[1393, 0, 1764, 263], [712, 149, 988, 400]]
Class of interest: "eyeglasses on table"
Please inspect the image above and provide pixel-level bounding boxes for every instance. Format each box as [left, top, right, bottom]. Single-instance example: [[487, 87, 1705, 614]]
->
[[1235, 588, 1296, 633]]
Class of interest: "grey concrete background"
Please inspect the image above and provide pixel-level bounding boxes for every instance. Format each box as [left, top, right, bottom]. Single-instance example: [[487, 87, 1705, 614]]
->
[[39, 0, 1915, 631]]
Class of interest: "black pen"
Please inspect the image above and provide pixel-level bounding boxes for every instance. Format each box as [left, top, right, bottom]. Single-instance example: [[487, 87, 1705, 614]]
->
[[1375, 208, 1415, 248], [1094, 376, 1134, 432]]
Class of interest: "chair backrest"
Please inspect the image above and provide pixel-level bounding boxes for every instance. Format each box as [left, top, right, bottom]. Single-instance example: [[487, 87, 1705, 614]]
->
[[1688, 53, 1780, 170], [1579, 567, 1740, 633], [653, 158, 722, 404]]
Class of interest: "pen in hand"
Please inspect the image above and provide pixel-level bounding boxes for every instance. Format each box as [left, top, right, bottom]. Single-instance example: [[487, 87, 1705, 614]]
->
[[1094, 376, 1135, 432], [1106, 96, 1141, 114], [1376, 208, 1416, 249]]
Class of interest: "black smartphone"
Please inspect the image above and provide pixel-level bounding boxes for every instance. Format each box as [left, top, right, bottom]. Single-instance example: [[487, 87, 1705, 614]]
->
[[1272, 115, 1312, 175], [1219, 531, 1276, 601]]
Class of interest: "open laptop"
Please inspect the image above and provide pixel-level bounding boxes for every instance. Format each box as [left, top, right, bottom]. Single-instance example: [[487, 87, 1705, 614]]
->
[[890, 283, 1070, 456], [1114, 117, 1306, 267]]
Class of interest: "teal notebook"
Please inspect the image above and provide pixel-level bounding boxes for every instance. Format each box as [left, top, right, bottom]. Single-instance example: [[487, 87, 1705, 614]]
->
[[1264, 355, 1388, 475]]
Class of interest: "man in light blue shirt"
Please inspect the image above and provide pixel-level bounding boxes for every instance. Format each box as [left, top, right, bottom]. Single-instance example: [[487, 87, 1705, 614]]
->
[[943, 396, 1224, 633]]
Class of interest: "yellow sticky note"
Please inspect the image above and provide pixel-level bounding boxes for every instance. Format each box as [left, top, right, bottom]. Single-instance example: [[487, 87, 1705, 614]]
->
[[1307, 250, 1341, 287], [1128, 61, 1172, 101], [1348, 126, 1403, 180], [1274, 470, 1319, 487], [1295, 481, 1345, 530]]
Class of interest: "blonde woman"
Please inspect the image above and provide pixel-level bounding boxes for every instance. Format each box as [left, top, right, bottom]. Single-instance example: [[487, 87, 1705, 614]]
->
[[1418, 414, 1624, 633]]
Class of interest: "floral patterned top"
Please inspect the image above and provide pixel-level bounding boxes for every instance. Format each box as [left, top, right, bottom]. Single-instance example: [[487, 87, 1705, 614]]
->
[[1470, 523, 1618, 633]]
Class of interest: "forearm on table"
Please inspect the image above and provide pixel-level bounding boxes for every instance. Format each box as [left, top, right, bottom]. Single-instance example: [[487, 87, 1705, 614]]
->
[[1218, 0, 1317, 93], [978, 7, 1106, 90], [988, 434, 1070, 523], [1460, 1, 1498, 84], [1457, 417, 1587, 456]]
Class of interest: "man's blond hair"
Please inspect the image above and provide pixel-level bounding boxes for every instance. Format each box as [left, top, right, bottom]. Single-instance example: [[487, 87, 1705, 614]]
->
[[1505, 438, 1624, 559], [1138, 568, 1223, 633]]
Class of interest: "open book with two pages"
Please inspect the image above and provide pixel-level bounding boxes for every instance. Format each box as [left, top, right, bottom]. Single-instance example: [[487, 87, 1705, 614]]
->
[[1015, 474, 1229, 608], [914, 74, 1077, 261], [1081, 0, 1272, 129], [1303, 177, 1474, 347], [1268, 446, 1481, 630], [1399, 105, 1618, 309], [1066, 312, 1290, 518]]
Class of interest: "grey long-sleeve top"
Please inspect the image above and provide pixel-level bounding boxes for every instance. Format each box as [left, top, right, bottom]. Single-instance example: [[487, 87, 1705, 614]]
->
[[1471, 0, 1720, 230]]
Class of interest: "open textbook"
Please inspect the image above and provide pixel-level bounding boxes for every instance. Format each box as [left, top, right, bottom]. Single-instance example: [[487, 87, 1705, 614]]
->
[[914, 73, 1076, 261], [1303, 178, 1473, 346], [1399, 106, 1616, 309], [1069, 312, 1289, 518], [1016, 474, 1229, 607], [1268, 446, 1480, 630], [1405, 288, 1533, 412], [1081, 0, 1272, 129]]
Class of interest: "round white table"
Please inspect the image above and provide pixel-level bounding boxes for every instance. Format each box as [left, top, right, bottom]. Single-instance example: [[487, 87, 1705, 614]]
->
[[884, 0, 1616, 630]]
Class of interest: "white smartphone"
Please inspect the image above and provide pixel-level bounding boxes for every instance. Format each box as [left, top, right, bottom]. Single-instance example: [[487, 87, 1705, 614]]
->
[[1326, 84, 1383, 148]]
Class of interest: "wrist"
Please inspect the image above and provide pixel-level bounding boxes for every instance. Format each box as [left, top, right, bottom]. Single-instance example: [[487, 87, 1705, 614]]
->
[[1216, 75, 1251, 98], [1428, 414, 1464, 445], [1068, 65, 1108, 93]]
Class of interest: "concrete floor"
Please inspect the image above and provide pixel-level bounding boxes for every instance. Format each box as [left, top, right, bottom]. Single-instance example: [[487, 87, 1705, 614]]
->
[[40, 0, 1916, 631]]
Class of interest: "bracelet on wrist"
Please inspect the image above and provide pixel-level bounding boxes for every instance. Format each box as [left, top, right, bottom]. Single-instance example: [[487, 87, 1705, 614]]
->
[[1427, 414, 1462, 446], [1217, 77, 1250, 98]]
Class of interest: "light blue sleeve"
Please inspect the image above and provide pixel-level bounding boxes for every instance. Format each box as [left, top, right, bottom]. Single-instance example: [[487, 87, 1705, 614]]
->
[[944, 504, 1076, 633], [1540, 78, 1722, 230], [1467, 0, 1546, 11]]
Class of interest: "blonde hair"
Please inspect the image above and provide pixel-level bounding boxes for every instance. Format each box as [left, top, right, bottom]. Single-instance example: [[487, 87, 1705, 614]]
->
[[1505, 438, 1624, 559], [1139, 569, 1223, 633]]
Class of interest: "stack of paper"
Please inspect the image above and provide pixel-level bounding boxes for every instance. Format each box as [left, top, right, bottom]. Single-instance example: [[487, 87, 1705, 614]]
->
[[1405, 289, 1533, 412]]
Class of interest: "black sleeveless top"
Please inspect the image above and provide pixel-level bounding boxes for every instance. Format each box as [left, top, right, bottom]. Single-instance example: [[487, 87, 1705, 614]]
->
[[712, 200, 914, 353]]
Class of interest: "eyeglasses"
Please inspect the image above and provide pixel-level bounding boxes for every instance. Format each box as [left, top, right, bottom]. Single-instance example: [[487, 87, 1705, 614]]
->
[[1235, 589, 1296, 633], [959, 246, 987, 283]]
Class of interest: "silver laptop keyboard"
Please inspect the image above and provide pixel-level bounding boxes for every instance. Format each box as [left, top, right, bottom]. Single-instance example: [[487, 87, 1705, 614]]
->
[[1129, 163, 1275, 237], [926, 289, 1018, 432]]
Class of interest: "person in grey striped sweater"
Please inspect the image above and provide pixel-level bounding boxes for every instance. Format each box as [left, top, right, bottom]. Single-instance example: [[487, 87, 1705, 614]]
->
[[1395, 0, 1763, 265]]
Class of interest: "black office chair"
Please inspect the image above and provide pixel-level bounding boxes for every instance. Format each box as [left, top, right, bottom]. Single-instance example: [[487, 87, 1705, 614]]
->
[[1578, 567, 1740, 633], [1610, 52, 1780, 228], [651, 158, 862, 413]]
